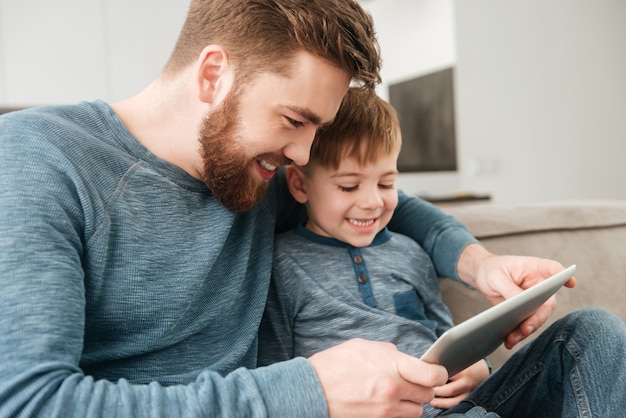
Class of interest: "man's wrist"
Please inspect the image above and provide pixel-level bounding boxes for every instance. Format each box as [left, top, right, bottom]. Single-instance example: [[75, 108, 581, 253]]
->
[[456, 243, 494, 287]]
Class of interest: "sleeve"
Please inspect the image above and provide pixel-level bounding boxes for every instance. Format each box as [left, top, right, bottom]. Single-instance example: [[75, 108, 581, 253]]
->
[[257, 277, 296, 366], [0, 124, 328, 417], [258, 238, 299, 366], [387, 190, 479, 280]]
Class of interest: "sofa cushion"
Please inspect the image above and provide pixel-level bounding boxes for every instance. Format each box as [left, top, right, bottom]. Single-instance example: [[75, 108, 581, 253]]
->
[[443, 200, 626, 239]]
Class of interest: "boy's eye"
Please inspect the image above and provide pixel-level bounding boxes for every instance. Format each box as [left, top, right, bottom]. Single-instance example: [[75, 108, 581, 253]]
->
[[379, 183, 395, 190], [287, 117, 305, 128], [339, 185, 358, 192]]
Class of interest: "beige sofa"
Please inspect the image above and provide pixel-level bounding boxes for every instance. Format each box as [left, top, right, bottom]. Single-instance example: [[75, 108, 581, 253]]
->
[[438, 200, 626, 370]]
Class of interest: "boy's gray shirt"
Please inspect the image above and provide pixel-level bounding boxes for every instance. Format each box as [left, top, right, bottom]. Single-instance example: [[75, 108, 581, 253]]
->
[[258, 225, 455, 364]]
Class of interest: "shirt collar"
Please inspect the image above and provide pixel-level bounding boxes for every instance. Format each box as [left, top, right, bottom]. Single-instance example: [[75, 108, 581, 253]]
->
[[294, 224, 391, 248]]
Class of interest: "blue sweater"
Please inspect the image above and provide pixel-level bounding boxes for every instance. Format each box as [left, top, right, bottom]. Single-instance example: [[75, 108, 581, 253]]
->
[[0, 101, 476, 417]]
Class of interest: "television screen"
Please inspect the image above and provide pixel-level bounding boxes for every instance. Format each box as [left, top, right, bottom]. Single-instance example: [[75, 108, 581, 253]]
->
[[389, 68, 457, 172]]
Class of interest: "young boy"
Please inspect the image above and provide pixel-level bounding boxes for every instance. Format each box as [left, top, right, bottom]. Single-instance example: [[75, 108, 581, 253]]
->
[[259, 88, 490, 416]]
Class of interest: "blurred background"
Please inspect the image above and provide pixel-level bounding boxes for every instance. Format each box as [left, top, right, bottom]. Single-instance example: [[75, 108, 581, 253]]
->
[[1, 0, 624, 204]]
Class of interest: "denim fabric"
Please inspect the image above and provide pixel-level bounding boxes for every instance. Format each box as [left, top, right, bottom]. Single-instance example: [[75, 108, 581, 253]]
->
[[441, 308, 626, 417]]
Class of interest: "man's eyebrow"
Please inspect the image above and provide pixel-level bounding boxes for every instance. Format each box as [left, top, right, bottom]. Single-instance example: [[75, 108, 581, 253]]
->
[[286, 106, 329, 127]]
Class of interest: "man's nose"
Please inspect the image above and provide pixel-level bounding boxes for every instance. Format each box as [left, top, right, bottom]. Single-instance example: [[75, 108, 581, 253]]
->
[[283, 128, 317, 166]]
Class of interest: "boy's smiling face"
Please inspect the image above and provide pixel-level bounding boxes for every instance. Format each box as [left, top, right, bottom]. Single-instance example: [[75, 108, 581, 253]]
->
[[296, 149, 399, 247]]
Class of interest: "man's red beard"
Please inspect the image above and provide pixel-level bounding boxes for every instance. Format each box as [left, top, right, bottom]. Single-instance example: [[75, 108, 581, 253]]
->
[[198, 91, 270, 212]]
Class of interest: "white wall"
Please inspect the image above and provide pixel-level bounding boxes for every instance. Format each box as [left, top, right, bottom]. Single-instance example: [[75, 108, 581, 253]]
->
[[0, 0, 188, 106], [453, 0, 626, 203]]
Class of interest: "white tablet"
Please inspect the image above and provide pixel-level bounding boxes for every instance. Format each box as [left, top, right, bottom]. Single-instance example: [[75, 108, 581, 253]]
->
[[421, 265, 576, 376]]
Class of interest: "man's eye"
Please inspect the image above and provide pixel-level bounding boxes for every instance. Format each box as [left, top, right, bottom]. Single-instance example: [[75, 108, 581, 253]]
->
[[339, 185, 358, 192], [287, 117, 304, 128]]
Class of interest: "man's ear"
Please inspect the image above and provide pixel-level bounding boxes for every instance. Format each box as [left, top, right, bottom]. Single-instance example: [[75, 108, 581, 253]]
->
[[285, 165, 308, 204], [196, 45, 233, 105]]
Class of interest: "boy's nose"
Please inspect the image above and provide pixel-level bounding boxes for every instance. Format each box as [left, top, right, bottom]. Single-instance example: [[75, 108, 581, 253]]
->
[[359, 188, 384, 209]]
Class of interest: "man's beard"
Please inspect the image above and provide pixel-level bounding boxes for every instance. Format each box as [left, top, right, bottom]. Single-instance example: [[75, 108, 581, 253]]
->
[[198, 92, 270, 212]]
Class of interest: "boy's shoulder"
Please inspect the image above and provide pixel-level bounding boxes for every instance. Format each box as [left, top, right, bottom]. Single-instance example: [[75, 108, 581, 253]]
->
[[386, 230, 424, 250], [273, 227, 347, 267], [275, 227, 300, 244], [274, 228, 310, 257]]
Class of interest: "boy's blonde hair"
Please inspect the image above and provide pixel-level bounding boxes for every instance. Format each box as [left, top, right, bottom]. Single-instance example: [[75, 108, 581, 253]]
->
[[307, 88, 402, 170], [164, 0, 381, 90]]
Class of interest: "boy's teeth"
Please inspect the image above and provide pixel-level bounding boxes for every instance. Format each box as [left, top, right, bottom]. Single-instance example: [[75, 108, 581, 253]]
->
[[259, 160, 277, 171], [349, 218, 374, 227]]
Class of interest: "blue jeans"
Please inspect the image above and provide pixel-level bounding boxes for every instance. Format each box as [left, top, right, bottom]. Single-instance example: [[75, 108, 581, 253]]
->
[[440, 308, 626, 417]]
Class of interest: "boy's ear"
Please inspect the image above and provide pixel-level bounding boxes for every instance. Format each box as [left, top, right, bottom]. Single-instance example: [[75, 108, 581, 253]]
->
[[285, 165, 308, 204], [196, 45, 233, 105]]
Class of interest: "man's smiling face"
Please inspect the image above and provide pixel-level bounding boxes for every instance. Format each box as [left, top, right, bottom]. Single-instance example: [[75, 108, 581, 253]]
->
[[198, 51, 350, 212]]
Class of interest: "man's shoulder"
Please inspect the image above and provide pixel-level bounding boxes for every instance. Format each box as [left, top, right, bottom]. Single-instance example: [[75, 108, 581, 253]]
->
[[1, 101, 101, 129], [0, 101, 119, 156]]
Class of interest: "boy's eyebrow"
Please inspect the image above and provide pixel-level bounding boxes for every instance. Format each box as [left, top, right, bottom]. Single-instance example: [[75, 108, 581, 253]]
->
[[331, 172, 361, 178], [331, 169, 398, 178]]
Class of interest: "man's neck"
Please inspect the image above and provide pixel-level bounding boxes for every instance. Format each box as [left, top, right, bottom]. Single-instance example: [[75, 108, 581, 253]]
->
[[110, 74, 206, 180]]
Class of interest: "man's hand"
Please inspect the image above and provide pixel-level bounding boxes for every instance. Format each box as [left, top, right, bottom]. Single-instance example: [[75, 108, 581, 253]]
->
[[430, 359, 490, 410], [457, 244, 576, 348], [309, 339, 448, 418]]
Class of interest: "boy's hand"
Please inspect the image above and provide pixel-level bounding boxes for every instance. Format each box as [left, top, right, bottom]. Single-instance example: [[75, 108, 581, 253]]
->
[[430, 359, 490, 410], [309, 339, 448, 418]]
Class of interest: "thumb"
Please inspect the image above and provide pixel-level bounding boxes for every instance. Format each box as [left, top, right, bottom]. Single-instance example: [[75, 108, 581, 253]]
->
[[396, 353, 448, 388], [483, 272, 524, 304]]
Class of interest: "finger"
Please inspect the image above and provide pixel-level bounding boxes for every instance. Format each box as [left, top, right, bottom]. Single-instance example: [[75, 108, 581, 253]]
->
[[396, 353, 448, 389], [434, 374, 474, 398], [483, 273, 525, 305], [505, 295, 557, 348], [430, 394, 466, 410], [564, 276, 577, 289], [433, 380, 460, 398]]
